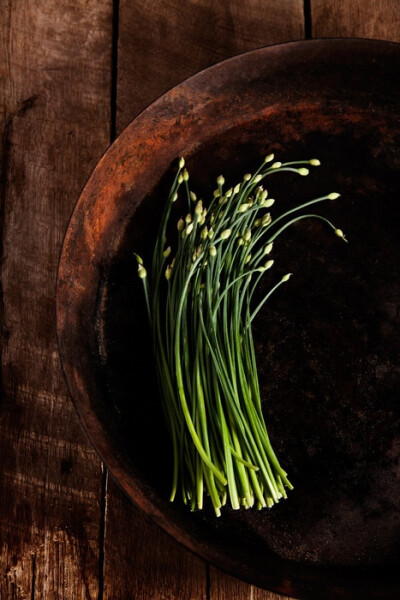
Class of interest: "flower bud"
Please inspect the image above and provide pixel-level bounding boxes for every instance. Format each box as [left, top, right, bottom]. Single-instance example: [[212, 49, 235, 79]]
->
[[264, 259, 274, 270], [165, 265, 172, 280], [264, 242, 273, 255], [335, 228, 345, 239], [190, 191, 197, 202], [134, 253, 143, 265], [137, 264, 147, 279], [220, 228, 232, 240], [163, 246, 172, 258], [177, 218, 184, 231], [262, 213, 272, 226], [309, 158, 321, 166], [217, 175, 225, 186], [179, 157, 185, 168], [271, 161, 282, 169], [263, 198, 275, 208], [243, 229, 251, 242], [209, 245, 217, 257], [264, 153, 274, 163], [281, 273, 292, 282], [328, 192, 340, 200], [298, 167, 309, 176], [186, 222, 194, 235], [200, 226, 208, 240], [182, 169, 189, 182]]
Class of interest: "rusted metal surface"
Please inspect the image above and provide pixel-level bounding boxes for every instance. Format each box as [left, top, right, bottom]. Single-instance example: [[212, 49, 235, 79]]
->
[[56, 40, 400, 599]]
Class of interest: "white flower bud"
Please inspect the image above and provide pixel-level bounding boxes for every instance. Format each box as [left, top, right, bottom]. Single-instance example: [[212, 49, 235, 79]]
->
[[220, 228, 232, 240], [182, 169, 189, 181], [245, 253, 252, 264], [185, 213, 192, 224], [186, 222, 194, 235], [238, 203, 249, 213], [264, 242, 273, 255], [281, 273, 292, 282], [254, 174, 262, 183], [217, 175, 225, 186], [137, 264, 147, 279], [190, 191, 197, 202], [134, 253, 143, 265], [179, 157, 185, 168], [262, 213, 272, 226], [263, 198, 275, 208], [328, 192, 340, 200], [209, 245, 217, 257], [309, 158, 321, 166], [271, 161, 282, 169], [298, 167, 309, 176], [243, 173, 251, 182], [177, 218, 185, 231], [243, 229, 251, 242], [264, 259, 274, 270], [234, 183, 240, 194], [335, 228, 345, 239], [264, 153, 274, 163], [195, 201, 203, 216]]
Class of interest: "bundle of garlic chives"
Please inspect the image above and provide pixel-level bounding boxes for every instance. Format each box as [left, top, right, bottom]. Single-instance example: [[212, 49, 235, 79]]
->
[[136, 154, 346, 516]]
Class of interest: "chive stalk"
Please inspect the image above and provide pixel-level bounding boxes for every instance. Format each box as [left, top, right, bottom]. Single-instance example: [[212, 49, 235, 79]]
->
[[136, 155, 346, 515]]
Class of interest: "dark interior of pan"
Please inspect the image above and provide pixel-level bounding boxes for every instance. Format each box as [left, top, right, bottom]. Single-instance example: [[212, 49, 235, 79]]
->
[[57, 39, 400, 599]]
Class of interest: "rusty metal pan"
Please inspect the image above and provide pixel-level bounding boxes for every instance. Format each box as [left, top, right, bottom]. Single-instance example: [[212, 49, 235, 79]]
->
[[57, 39, 400, 599]]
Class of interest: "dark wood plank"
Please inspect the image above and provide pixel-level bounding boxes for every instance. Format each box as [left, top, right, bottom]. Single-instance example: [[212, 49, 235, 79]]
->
[[104, 476, 207, 600], [311, 0, 400, 40], [116, 0, 305, 131], [103, 2, 305, 599], [209, 568, 296, 600], [0, 2, 112, 598]]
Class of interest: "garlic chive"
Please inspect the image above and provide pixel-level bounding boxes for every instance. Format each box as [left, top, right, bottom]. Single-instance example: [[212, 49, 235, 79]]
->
[[136, 152, 345, 515]]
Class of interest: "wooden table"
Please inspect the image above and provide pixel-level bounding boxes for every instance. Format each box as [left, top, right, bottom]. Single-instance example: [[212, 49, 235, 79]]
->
[[1, 2, 399, 598]]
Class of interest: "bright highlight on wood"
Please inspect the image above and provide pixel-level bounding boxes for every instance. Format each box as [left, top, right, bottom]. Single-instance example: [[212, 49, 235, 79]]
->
[[136, 155, 346, 516]]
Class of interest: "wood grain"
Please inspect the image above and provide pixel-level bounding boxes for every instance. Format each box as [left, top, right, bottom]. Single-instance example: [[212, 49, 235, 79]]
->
[[311, 0, 400, 41], [0, 1, 112, 598], [116, 0, 305, 131], [209, 568, 295, 600], [103, 476, 207, 600], [102, 2, 305, 599]]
